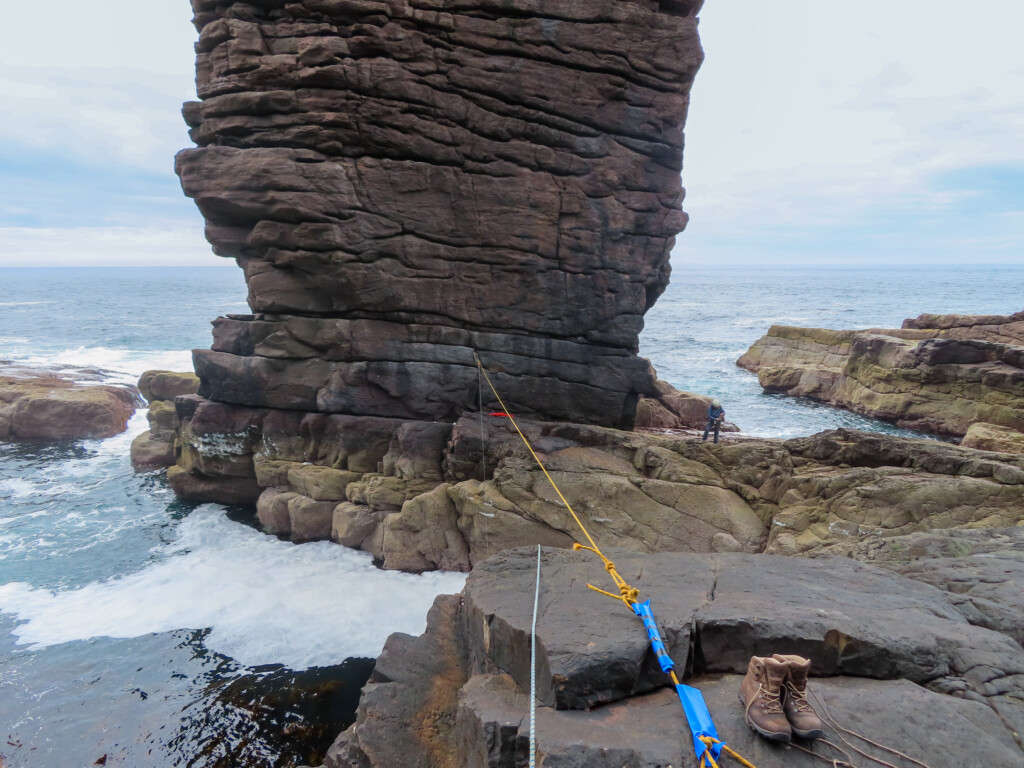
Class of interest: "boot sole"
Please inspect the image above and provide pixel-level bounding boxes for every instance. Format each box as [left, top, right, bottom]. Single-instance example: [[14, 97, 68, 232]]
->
[[738, 693, 791, 743], [792, 727, 826, 740]]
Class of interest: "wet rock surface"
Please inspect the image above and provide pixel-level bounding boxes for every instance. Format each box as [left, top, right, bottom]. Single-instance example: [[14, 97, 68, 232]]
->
[[325, 547, 1024, 768], [0, 364, 139, 441], [737, 311, 1024, 437], [178, 0, 704, 428]]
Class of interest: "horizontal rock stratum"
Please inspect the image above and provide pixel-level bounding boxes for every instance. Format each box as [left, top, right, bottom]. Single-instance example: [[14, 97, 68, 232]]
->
[[167, 391, 1024, 565], [177, 0, 705, 428], [737, 311, 1024, 437]]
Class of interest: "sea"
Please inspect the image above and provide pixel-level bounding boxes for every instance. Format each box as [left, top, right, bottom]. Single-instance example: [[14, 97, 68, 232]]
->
[[0, 264, 1021, 767]]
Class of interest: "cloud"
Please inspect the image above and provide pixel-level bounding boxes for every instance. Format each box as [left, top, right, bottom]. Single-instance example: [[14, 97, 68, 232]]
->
[[0, 223, 225, 267], [0, 66, 195, 174], [679, 0, 1024, 264], [0, 141, 196, 228], [2, 0, 1022, 267]]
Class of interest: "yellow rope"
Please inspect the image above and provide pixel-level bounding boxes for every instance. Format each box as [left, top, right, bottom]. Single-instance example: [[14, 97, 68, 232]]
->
[[701, 738, 759, 768], [474, 356, 625, 585], [474, 354, 758, 768]]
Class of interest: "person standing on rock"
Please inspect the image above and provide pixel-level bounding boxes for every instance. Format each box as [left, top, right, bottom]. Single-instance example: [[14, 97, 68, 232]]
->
[[702, 399, 725, 443]]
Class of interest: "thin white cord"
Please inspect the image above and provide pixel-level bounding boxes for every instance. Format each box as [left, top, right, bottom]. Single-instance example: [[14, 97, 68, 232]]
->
[[478, 365, 487, 479], [529, 544, 541, 767]]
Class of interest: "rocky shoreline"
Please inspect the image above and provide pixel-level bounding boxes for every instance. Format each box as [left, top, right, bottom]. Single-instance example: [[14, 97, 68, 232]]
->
[[136, 371, 1024, 766], [737, 311, 1024, 443]]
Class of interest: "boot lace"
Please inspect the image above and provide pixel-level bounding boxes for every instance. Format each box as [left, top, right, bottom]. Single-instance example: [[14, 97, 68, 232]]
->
[[756, 683, 784, 714], [785, 681, 815, 712]]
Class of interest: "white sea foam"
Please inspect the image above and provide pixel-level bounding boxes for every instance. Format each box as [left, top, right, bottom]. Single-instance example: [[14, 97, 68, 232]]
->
[[0, 506, 467, 669], [6, 348, 195, 387], [0, 301, 55, 307], [2, 348, 195, 387], [0, 479, 41, 500]]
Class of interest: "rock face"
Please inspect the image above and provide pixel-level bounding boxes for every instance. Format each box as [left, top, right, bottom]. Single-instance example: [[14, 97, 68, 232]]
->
[[176, 0, 704, 429], [737, 311, 1024, 437], [131, 370, 201, 470], [324, 547, 1024, 767], [962, 422, 1024, 455], [0, 367, 138, 441]]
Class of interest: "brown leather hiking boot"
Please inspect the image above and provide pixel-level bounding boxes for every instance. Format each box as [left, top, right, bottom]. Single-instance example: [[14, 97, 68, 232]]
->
[[773, 654, 826, 739], [738, 656, 792, 742]]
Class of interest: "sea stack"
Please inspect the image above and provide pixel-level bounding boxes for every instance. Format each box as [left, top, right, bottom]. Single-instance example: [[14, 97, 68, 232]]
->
[[176, 0, 704, 429]]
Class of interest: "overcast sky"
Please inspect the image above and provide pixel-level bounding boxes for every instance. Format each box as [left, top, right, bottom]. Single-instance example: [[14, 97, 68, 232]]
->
[[0, 0, 1021, 267]]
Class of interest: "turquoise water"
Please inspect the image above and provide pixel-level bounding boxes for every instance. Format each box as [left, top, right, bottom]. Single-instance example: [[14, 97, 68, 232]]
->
[[0, 264, 1022, 766]]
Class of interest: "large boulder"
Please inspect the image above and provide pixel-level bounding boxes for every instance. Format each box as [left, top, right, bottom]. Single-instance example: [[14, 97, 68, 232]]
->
[[137, 370, 200, 403], [962, 422, 1024, 454], [0, 370, 137, 441], [176, 0, 705, 429]]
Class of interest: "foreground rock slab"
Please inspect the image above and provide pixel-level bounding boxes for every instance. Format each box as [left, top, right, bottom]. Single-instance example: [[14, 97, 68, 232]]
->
[[324, 548, 1024, 767], [737, 310, 1024, 436]]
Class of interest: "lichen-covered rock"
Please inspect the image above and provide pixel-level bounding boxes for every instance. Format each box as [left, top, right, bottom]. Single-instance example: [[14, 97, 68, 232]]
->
[[764, 429, 1024, 556], [177, 0, 704, 429], [962, 422, 1024, 454], [164, 393, 1024, 566], [737, 311, 1024, 437], [0, 371, 137, 441]]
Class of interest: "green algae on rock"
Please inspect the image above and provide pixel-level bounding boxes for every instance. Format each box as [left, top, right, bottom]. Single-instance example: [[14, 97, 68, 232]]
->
[[737, 310, 1024, 437]]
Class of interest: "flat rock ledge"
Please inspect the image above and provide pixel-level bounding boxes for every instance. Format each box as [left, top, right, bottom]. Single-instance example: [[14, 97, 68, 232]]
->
[[737, 310, 1024, 438], [0, 365, 139, 441], [165, 394, 1024, 561], [321, 548, 1024, 768]]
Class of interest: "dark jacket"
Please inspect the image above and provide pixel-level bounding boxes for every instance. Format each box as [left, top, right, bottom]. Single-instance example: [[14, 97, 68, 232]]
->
[[707, 405, 725, 422]]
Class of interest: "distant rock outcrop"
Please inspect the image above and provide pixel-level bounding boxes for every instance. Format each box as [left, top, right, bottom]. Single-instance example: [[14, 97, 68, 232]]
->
[[0, 365, 138, 441], [176, 0, 705, 429], [737, 311, 1024, 437], [321, 547, 1024, 767]]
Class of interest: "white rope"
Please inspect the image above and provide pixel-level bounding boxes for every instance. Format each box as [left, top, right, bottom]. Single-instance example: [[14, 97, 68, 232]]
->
[[529, 544, 541, 768], [477, 364, 487, 480]]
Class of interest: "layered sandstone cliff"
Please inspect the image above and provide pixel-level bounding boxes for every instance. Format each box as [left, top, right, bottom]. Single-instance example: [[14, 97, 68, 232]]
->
[[737, 311, 1024, 439], [177, 0, 704, 429]]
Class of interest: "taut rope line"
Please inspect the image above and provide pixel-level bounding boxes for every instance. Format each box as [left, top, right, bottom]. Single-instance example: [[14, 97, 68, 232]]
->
[[472, 354, 756, 768]]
